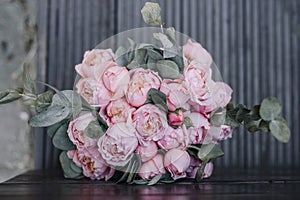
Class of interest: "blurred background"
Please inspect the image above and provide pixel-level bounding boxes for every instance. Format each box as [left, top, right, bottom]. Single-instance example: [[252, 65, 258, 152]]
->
[[0, 0, 299, 182]]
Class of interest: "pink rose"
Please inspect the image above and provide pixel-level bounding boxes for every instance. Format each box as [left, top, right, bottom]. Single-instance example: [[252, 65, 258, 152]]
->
[[126, 68, 162, 107], [203, 125, 233, 144], [98, 122, 138, 167], [136, 141, 158, 162], [160, 79, 190, 111], [67, 113, 97, 150], [138, 154, 166, 180], [75, 49, 115, 79], [185, 156, 213, 179], [157, 126, 185, 150], [133, 104, 168, 145], [102, 65, 130, 100], [168, 110, 184, 126], [194, 82, 233, 113], [67, 149, 115, 181], [183, 39, 212, 68], [164, 149, 190, 180], [99, 98, 136, 126], [184, 62, 215, 106], [76, 78, 111, 106], [183, 112, 210, 144]]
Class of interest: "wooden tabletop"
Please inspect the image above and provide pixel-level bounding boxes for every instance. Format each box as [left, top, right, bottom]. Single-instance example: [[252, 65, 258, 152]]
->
[[0, 169, 299, 200]]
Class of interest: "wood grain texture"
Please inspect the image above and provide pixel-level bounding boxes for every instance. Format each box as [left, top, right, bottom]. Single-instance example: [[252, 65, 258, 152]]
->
[[36, 0, 300, 170]]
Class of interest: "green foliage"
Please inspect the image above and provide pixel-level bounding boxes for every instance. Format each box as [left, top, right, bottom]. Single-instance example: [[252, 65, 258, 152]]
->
[[116, 154, 141, 184], [269, 117, 291, 143], [84, 121, 105, 139], [141, 2, 162, 26], [156, 60, 179, 79], [35, 90, 54, 113], [259, 97, 282, 121], [0, 88, 23, 104], [52, 123, 76, 150], [210, 108, 226, 127], [146, 88, 168, 112], [22, 63, 35, 94], [148, 174, 162, 185], [59, 151, 83, 179]]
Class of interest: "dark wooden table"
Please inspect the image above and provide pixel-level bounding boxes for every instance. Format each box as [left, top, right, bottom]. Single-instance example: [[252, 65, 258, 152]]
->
[[0, 169, 299, 200]]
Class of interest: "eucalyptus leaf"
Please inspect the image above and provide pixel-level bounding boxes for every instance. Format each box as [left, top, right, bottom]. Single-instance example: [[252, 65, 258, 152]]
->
[[115, 46, 128, 66], [184, 117, 193, 129], [0, 88, 23, 104], [127, 154, 142, 183], [259, 97, 282, 121], [156, 60, 179, 79], [131, 179, 149, 185], [84, 121, 105, 139], [269, 117, 290, 143], [259, 120, 269, 132], [148, 174, 162, 186], [244, 119, 260, 133], [147, 48, 163, 60], [0, 90, 9, 99], [52, 123, 76, 150], [153, 32, 173, 48], [196, 161, 208, 182], [146, 88, 168, 112], [35, 90, 54, 113], [210, 108, 226, 127], [59, 151, 83, 179], [47, 120, 66, 138], [141, 2, 162, 26], [22, 63, 35, 94], [29, 105, 70, 127], [168, 55, 184, 73], [197, 143, 224, 161], [159, 173, 175, 184]]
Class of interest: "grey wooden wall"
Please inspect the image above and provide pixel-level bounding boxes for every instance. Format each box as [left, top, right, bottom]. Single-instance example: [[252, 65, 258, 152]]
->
[[36, 0, 300, 171]]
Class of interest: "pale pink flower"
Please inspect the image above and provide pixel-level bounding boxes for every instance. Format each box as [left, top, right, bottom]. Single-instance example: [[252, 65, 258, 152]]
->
[[203, 125, 233, 144], [67, 149, 115, 181], [160, 79, 190, 111], [75, 49, 115, 79], [99, 98, 136, 126], [133, 104, 168, 145], [98, 122, 138, 167], [67, 113, 97, 150], [136, 141, 158, 162], [168, 110, 184, 126], [183, 39, 212, 68], [185, 156, 213, 179], [138, 154, 166, 180], [164, 149, 191, 180], [102, 65, 130, 100], [157, 126, 185, 150], [76, 78, 111, 106], [183, 112, 210, 144], [126, 68, 162, 107]]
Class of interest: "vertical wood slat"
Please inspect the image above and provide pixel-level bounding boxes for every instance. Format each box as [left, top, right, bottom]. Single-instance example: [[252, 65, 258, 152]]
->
[[37, 0, 300, 169]]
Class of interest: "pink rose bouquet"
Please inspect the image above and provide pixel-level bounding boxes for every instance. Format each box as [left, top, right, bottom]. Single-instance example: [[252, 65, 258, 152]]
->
[[0, 2, 290, 185]]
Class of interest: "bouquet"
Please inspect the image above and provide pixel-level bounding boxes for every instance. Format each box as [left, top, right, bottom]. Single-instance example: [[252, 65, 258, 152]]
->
[[0, 2, 290, 185]]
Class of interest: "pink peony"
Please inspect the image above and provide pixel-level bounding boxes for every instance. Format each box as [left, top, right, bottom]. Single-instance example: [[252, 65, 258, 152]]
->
[[138, 154, 166, 180], [183, 39, 212, 68], [76, 78, 111, 106], [67, 113, 97, 150], [183, 112, 210, 145], [98, 122, 138, 167], [133, 104, 168, 145], [203, 125, 233, 144], [136, 141, 158, 162], [184, 61, 215, 106], [168, 110, 184, 126], [99, 98, 136, 126], [160, 79, 190, 111], [157, 126, 185, 150], [126, 68, 162, 107], [67, 149, 115, 181], [185, 156, 213, 179], [164, 149, 191, 180], [102, 65, 130, 100], [75, 49, 115, 79]]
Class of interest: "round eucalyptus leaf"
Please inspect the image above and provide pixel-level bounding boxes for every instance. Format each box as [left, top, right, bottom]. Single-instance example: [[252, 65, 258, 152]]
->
[[52, 123, 76, 150], [269, 117, 290, 143], [84, 121, 105, 139], [59, 151, 83, 179], [259, 97, 282, 121], [141, 2, 162, 26], [156, 60, 179, 79]]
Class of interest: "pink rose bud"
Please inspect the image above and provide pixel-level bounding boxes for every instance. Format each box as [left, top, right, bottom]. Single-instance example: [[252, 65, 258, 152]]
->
[[168, 110, 184, 126], [164, 149, 191, 180], [136, 141, 158, 162], [138, 154, 166, 180]]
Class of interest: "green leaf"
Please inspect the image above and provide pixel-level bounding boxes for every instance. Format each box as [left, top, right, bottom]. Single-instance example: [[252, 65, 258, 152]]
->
[[35, 90, 54, 113], [84, 121, 105, 139], [127, 154, 142, 183], [196, 161, 208, 182], [0, 88, 23, 104], [210, 108, 226, 127], [259, 120, 269, 132], [29, 105, 70, 127], [92, 109, 108, 130], [147, 48, 163, 60], [22, 63, 35, 94], [146, 88, 168, 112], [115, 46, 128, 66], [148, 174, 162, 186], [269, 117, 291, 143], [52, 123, 76, 150], [59, 151, 83, 179], [47, 120, 67, 138], [197, 143, 224, 161], [156, 60, 179, 79], [244, 119, 260, 133], [153, 32, 173, 49], [183, 117, 193, 129], [159, 173, 175, 184], [141, 2, 162, 26], [248, 105, 261, 120], [259, 97, 282, 121], [130, 179, 149, 185]]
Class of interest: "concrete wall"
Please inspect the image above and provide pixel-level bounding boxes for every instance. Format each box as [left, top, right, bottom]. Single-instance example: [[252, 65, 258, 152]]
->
[[0, 0, 36, 182]]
